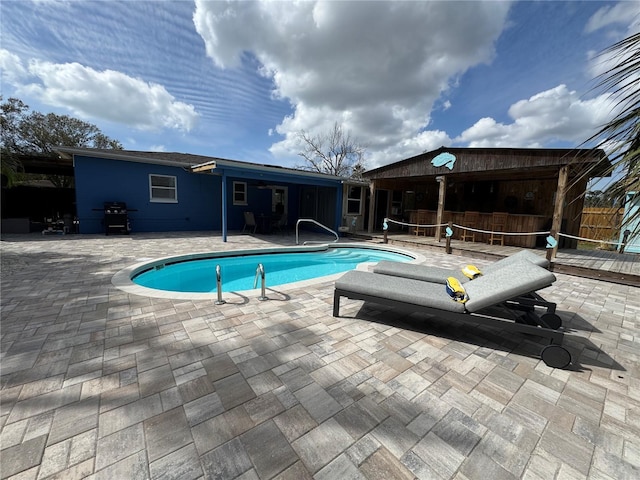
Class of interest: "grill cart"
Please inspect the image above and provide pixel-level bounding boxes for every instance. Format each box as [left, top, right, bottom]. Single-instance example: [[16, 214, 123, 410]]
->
[[103, 202, 130, 235]]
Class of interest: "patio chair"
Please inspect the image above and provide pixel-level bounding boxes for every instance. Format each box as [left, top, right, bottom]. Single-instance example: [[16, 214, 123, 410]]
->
[[488, 212, 509, 246], [242, 211, 257, 234], [333, 260, 571, 369], [413, 210, 429, 236], [460, 211, 480, 242], [270, 213, 288, 235]]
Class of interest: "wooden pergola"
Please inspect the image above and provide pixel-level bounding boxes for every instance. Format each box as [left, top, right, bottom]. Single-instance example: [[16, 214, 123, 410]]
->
[[363, 147, 610, 254]]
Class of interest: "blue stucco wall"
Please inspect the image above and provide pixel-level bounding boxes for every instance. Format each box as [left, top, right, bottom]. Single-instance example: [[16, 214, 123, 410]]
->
[[74, 156, 219, 234], [74, 154, 345, 235]]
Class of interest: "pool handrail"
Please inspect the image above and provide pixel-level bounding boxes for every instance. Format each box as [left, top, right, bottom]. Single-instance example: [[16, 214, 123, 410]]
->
[[296, 218, 339, 245], [254, 263, 268, 301], [214, 265, 225, 305]]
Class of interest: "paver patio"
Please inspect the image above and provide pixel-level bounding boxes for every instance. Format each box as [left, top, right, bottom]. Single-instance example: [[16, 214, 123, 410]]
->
[[1, 232, 639, 479]]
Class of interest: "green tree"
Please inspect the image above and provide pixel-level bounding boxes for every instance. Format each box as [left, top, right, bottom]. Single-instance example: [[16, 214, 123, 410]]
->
[[583, 33, 640, 234], [350, 161, 366, 181], [0, 97, 29, 186], [296, 122, 366, 177], [584, 189, 619, 208], [1, 96, 123, 187]]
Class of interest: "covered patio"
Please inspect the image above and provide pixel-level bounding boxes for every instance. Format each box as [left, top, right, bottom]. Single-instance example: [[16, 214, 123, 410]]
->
[[363, 147, 610, 250]]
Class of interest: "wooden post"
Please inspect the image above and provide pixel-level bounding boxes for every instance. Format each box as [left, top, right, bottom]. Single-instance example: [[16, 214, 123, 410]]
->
[[549, 166, 568, 260], [546, 229, 556, 263], [435, 175, 446, 242], [367, 181, 376, 234], [446, 221, 453, 254], [383, 218, 388, 244]]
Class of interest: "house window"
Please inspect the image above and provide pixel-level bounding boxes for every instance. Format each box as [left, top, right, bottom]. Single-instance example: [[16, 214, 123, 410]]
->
[[149, 174, 177, 203], [233, 181, 247, 205], [347, 186, 362, 215]]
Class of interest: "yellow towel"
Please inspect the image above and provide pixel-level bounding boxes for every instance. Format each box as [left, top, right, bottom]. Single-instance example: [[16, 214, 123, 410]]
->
[[446, 277, 468, 303], [462, 265, 482, 279]]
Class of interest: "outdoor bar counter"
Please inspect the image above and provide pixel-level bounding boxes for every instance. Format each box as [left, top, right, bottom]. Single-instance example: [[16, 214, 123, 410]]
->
[[407, 210, 547, 248]]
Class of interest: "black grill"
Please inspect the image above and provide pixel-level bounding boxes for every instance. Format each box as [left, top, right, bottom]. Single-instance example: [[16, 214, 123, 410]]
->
[[103, 202, 129, 235]]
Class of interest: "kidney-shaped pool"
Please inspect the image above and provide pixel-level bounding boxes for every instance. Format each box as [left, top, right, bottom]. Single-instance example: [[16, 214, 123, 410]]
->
[[112, 243, 422, 300]]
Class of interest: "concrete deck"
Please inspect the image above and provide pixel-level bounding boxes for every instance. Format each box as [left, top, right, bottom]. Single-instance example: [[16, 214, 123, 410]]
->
[[1, 232, 639, 479]]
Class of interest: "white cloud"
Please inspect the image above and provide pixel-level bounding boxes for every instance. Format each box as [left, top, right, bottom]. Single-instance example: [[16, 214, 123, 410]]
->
[[585, 3, 640, 82], [0, 49, 29, 85], [1, 50, 199, 132], [584, 1, 640, 34], [194, 0, 512, 168], [455, 85, 615, 147], [367, 130, 454, 168]]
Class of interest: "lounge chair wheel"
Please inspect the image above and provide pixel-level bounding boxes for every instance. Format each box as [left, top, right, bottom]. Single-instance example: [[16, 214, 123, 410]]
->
[[541, 344, 571, 369], [540, 313, 562, 330]]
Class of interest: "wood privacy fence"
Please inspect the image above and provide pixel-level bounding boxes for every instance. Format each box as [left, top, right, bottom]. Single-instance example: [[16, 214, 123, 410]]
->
[[579, 208, 625, 241]]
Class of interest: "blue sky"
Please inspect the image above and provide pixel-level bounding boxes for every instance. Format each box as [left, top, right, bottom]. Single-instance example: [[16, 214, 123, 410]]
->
[[1, 0, 639, 171]]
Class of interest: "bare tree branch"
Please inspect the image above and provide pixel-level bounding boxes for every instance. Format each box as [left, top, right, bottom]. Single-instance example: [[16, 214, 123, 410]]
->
[[296, 122, 366, 177]]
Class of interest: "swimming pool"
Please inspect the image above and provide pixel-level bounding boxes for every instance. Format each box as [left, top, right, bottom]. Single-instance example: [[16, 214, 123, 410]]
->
[[113, 243, 422, 299]]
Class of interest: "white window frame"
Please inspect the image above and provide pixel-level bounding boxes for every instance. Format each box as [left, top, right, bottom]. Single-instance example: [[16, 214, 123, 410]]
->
[[233, 181, 248, 206], [346, 185, 363, 215], [149, 174, 177, 203]]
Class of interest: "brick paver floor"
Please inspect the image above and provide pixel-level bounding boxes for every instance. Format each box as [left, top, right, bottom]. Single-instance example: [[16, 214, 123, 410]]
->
[[1, 232, 639, 479]]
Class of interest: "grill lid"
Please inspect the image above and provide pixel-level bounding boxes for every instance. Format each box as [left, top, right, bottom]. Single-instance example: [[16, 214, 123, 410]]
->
[[104, 202, 127, 214]]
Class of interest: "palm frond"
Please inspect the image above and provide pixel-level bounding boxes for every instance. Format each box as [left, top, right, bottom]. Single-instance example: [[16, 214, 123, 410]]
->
[[573, 33, 640, 238]]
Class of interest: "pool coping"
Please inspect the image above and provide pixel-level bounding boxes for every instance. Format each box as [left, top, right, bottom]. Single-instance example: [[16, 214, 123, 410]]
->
[[111, 242, 426, 300]]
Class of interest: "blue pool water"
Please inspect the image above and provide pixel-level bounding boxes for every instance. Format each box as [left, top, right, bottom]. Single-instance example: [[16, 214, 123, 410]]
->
[[132, 247, 412, 293]]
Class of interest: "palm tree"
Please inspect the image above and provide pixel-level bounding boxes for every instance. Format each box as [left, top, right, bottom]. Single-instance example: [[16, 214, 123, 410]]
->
[[582, 33, 640, 240]]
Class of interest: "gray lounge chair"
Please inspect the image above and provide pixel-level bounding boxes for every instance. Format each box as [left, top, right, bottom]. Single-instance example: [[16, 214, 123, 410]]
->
[[333, 260, 572, 369], [373, 249, 549, 285], [373, 250, 556, 325]]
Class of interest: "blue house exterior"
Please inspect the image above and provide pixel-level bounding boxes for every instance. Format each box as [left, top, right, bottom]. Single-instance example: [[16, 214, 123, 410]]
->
[[74, 154, 219, 233], [58, 148, 354, 240]]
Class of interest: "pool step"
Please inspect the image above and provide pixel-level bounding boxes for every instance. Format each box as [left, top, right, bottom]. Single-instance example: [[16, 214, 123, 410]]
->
[[326, 250, 367, 261]]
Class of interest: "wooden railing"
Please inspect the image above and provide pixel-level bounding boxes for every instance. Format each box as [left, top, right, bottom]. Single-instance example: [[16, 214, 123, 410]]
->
[[406, 210, 547, 248]]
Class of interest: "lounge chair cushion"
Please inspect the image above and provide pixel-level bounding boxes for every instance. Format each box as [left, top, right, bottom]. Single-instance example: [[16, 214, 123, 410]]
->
[[374, 262, 471, 284], [464, 261, 555, 313], [373, 249, 549, 284], [337, 260, 555, 316], [483, 249, 549, 274], [335, 270, 467, 313]]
